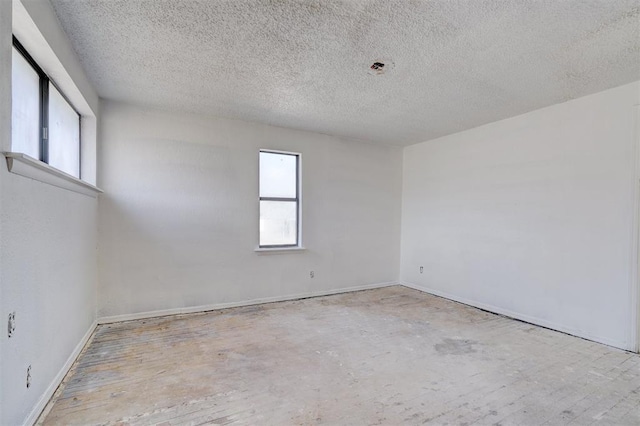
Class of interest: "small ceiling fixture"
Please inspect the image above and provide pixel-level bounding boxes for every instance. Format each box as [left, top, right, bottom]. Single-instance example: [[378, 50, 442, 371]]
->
[[367, 59, 394, 76]]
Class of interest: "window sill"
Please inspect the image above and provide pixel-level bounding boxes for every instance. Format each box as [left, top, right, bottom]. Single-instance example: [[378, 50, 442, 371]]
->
[[3, 152, 103, 198], [255, 246, 306, 255]]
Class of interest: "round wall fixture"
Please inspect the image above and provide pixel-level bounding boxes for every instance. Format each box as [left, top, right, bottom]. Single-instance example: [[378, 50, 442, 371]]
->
[[367, 59, 394, 75]]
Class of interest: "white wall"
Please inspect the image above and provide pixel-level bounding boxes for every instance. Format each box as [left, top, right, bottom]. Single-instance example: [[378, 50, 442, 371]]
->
[[0, 0, 12, 423], [0, 169, 98, 426], [0, 1, 99, 424], [401, 81, 640, 351], [97, 101, 402, 319]]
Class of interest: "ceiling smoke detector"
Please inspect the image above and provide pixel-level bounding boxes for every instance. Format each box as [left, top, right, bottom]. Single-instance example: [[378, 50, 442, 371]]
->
[[367, 59, 394, 76]]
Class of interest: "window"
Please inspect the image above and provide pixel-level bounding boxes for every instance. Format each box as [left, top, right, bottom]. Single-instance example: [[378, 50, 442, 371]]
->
[[11, 36, 81, 178], [259, 150, 300, 248]]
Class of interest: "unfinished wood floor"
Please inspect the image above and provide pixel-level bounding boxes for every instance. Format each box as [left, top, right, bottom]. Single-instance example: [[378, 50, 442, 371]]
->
[[40, 286, 640, 425]]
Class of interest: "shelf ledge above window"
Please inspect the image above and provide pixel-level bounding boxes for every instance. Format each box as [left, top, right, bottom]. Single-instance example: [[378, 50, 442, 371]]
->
[[3, 152, 103, 197]]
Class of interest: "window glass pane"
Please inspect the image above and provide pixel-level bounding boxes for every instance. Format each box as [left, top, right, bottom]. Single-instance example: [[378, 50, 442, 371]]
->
[[48, 83, 80, 177], [11, 47, 40, 159], [259, 152, 297, 198], [260, 201, 297, 246]]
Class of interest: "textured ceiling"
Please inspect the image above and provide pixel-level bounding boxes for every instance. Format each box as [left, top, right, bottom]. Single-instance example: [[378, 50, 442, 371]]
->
[[50, 0, 640, 146]]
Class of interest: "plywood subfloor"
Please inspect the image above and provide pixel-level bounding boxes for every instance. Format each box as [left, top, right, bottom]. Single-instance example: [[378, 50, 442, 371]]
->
[[40, 286, 640, 425]]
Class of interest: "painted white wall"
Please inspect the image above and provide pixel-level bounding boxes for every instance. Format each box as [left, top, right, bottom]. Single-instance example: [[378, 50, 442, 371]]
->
[[0, 170, 98, 425], [0, 0, 12, 423], [0, 1, 99, 424], [401, 81, 640, 351], [97, 101, 402, 319]]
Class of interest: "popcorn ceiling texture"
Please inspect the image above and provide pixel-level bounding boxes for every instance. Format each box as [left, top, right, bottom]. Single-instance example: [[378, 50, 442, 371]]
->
[[50, 0, 640, 146]]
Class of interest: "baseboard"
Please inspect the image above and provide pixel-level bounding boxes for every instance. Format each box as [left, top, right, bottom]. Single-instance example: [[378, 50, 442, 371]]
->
[[400, 281, 632, 352], [24, 319, 98, 426], [98, 281, 399, 324]]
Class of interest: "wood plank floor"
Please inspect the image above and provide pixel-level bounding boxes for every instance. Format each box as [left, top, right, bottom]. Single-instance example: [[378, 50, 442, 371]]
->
[[39, 286, 640, 425]]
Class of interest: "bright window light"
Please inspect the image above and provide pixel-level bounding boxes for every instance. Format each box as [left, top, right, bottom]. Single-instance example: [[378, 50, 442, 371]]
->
[[11, 46, 40, 159], [259, 151, 300, 247]]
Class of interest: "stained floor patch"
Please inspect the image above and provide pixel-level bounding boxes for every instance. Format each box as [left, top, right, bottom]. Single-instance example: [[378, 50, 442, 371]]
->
[[434, 338, 478, 355]]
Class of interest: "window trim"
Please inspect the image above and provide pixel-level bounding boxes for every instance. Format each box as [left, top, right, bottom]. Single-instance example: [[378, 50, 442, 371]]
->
[[3, 152, 103, 198], [12, 35, 82, 177], [258, 149, 302, 249]]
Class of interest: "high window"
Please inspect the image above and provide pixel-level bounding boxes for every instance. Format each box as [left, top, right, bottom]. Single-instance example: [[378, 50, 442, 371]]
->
[[259, 150, 301, 248], [11, 36, 81, 178]]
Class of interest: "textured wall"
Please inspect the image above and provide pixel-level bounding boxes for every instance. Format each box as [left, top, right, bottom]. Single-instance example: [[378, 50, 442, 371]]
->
[[0, 173, 98, 425], [97, 101, 402, 318], [0, 0, 11, 423], [401, 81, 640, 351], [0, 1, 98, 424]]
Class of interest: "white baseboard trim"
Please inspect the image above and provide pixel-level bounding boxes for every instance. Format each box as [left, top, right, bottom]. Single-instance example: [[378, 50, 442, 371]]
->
[[98, 281, 400, 324], [24, 319, 98, 426], [400, 281, 632, 352]]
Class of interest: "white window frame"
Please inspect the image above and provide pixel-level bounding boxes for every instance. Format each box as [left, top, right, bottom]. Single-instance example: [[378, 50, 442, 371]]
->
[[4, 0, 102, 197], [12, 35, 82, 178], [258, 149, 303, 251]]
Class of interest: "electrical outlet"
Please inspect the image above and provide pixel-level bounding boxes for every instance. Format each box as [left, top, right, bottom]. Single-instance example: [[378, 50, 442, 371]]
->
[[310, 271, 314, 278], [26, 365, 31, 388], [420, 266, 424, 274], [8, 312, 15, 338]]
